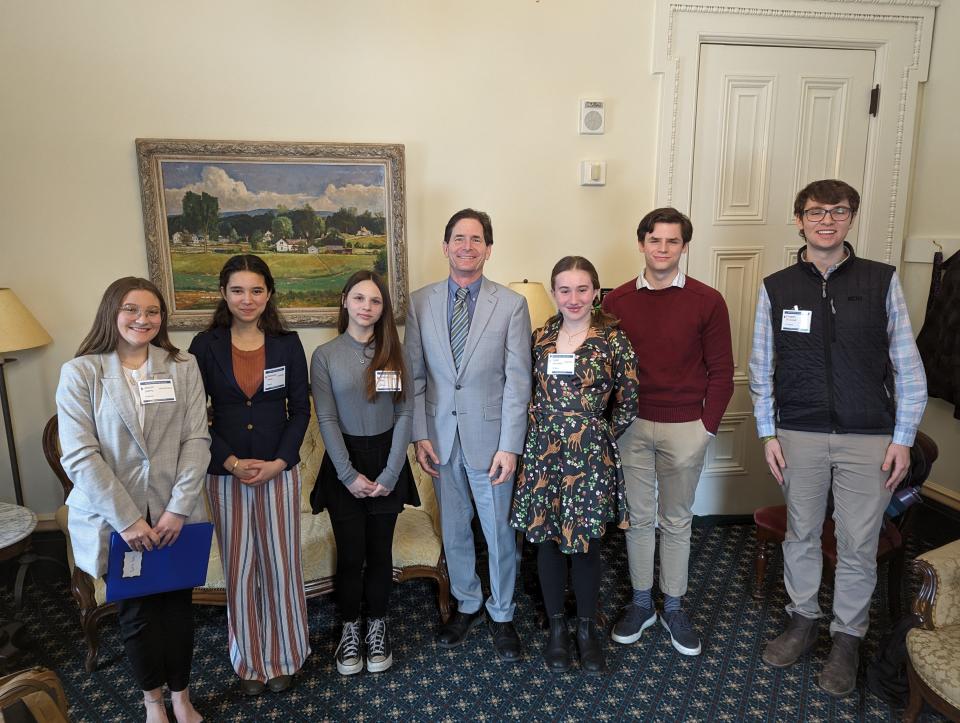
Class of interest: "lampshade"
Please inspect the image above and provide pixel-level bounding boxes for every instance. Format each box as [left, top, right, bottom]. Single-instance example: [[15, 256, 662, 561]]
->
[[0, 289, 53, 354], [508, 280, 555, 329]]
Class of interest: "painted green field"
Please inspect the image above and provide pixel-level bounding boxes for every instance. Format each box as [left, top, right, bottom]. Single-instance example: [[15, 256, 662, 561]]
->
[[171, 251, 377, 310]]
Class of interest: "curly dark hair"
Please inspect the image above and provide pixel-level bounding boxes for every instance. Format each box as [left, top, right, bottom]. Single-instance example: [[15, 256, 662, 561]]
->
[[793, 179, 860, 218]]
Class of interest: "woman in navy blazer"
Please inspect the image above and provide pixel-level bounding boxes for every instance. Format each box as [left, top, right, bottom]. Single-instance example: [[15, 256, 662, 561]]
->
[[188, 255, 310, 696]]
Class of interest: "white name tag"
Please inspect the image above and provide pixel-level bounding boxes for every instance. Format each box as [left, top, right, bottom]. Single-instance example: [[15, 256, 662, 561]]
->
[[547, 353, 576, 376], [137, 379, 176, 404], [781, 309, 812, 333], [263, 366, 286, 392], [122, 550, 143, 578], [375, 370, 402, 392]]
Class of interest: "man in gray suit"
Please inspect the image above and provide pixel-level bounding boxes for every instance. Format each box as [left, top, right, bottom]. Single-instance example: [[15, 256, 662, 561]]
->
[[405, 208, 532, 660]]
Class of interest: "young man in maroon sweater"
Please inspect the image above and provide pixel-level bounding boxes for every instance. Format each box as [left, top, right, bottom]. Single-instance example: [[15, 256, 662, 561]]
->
[[602, 207, 734, 656]]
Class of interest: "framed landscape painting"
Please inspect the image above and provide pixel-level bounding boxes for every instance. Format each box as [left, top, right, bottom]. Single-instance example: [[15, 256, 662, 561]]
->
[[136, 139, 407, 329]]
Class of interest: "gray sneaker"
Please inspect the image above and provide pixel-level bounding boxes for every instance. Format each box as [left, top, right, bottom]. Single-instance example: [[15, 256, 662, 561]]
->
[[611, 603, 657, 644], [660, 609, 702, 656], [335, 620, 363, 676], [365, 617, 393, 673]]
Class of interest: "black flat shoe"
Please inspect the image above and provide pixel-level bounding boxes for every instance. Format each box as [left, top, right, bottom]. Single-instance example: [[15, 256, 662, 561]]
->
[[489, 620, 522, 662], [240, 679, 266, 696], [437, 609, 485, 647], [267, 675, 292, 692]]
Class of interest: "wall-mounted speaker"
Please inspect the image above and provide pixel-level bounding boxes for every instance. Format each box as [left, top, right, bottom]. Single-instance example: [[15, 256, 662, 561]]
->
[[579, 99, 605, 135]]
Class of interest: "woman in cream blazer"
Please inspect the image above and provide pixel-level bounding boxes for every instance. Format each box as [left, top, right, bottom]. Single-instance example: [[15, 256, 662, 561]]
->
[[57, 277, 209, 723]]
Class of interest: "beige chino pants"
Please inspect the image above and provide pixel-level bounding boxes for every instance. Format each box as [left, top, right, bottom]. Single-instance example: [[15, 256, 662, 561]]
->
[[619, 418, 712, 598], [777, 428, 893, 638]]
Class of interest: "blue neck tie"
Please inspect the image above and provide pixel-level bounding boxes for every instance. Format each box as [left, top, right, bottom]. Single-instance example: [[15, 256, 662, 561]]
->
[[450, 287, 470, 371]]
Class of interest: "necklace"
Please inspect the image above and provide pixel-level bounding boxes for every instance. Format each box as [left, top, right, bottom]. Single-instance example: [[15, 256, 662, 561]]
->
[[352, 349, 367, 366], [560, 326, 589, 342]]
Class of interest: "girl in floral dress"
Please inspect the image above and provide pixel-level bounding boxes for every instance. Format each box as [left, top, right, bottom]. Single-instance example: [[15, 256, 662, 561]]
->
[[510, 256, 638, 674]]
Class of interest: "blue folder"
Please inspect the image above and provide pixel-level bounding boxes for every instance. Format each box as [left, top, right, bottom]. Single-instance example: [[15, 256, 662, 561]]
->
[[105, 522, 214, 602]]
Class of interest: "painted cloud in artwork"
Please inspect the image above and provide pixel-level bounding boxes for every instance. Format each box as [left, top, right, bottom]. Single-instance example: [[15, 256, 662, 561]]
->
[[162, 162, 386, 215]]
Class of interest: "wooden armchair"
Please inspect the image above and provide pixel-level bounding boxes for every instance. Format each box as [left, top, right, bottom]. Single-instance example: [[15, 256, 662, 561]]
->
[[904, 538, 960, 722], [752, 431, 939, 620], [42, 411, 450, 672]]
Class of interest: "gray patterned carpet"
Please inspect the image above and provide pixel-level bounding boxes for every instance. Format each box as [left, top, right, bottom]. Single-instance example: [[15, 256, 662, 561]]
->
[[0, 522, 950, 721]]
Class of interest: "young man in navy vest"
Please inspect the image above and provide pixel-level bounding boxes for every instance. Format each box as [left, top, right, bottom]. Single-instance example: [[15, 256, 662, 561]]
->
[[748, 179, 927, 696]]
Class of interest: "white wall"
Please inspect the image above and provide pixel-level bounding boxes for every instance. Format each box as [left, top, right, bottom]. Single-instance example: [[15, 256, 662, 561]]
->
[[0, 0, 659, 514], [899, 0, 960, 501], [1, 0, 957, 516]]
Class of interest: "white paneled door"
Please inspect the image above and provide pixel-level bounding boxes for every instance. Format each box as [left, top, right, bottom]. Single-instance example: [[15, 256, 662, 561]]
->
[[687, 43, 875, 513]]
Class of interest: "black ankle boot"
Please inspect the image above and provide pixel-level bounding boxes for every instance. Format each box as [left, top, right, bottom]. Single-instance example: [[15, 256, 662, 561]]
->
[[543, 614, 572, 672], [576, 616, 605, 673]]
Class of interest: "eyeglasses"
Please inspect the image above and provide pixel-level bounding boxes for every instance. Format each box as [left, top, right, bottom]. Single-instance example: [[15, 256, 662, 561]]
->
[[802, 207, 852, 222], [119, 304, 163, 320]]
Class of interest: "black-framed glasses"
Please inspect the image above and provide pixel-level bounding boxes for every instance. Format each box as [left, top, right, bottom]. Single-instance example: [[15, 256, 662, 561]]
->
[[802, 207, 852, 222]]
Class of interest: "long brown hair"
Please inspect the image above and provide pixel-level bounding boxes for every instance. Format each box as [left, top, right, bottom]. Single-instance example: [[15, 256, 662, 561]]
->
[[547, 256, 619, 330], [339, 270, 406, 402], [206, 254, 290, 335], [75, 277, 180, 359]]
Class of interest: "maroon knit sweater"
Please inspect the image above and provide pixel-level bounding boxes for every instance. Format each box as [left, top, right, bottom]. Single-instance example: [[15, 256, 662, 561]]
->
[[602, 276, 734, 434]]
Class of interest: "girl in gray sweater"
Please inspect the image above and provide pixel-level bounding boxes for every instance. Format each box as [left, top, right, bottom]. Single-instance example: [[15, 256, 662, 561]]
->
[[310, 270, 417, 676]]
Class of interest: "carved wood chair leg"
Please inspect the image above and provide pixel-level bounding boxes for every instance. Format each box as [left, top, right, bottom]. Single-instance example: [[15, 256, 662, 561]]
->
[[753, 533, 770, 600], [79, 611, 100, 673], [903, 658, 924, 723], [436, 564, 452, 624]]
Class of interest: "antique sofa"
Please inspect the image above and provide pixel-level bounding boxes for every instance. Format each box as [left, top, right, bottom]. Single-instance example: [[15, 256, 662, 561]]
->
[[904, 537, 960, 722], [42, 409, 450, 672]]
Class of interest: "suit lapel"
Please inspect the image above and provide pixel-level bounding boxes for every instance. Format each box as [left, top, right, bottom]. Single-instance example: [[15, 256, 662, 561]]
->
[[427, 282, 457, 376], [99, 352, 148, 457], [141, 344, 172, 443], [458, 277, 497, 376], [209, 327, 244, 396]]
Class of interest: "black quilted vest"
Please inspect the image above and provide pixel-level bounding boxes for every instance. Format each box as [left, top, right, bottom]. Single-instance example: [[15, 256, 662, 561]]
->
[[764, 242, 895, 435]]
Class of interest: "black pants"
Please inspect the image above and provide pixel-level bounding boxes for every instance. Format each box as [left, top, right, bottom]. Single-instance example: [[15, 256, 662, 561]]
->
[[537, 540, 602, 619], [115, 587, 194, 691], [330, 511, 399, 620]]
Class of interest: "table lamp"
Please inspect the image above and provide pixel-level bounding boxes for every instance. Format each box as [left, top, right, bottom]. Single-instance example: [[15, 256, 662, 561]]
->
[[0, 289, 53, 506], [508, 280, 555, 330]]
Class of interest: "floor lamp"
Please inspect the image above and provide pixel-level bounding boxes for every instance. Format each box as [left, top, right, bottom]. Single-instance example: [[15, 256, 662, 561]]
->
[[0, 289, 52, 507]]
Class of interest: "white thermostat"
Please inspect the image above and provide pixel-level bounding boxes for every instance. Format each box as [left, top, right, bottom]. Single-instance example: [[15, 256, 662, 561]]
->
[[579, 99, 605, 134]]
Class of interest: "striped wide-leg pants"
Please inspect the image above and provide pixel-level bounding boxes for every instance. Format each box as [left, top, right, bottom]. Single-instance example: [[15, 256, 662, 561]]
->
[[207, 468, 311, 682]]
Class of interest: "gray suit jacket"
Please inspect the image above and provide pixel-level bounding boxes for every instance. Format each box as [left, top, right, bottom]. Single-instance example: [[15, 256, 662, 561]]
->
[[56, 345, 211, 577], [405, 276, 532, 469]]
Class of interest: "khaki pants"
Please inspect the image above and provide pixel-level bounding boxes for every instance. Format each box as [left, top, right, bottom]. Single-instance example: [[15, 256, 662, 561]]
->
[[778, 429, 893, 638], [620, 418, 712, 598]]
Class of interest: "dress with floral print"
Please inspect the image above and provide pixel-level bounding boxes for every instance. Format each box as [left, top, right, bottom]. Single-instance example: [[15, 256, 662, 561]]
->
[[510, 319, 639, 554]]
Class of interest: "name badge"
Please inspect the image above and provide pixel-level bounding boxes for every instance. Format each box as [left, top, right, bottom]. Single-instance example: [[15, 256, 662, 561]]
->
[[547, 353, 576, 376], [375, 370, 402, 392], [122, 550, 143, 578], [137, 379, 176, 404], [263, 366, 286, 392], [781, 308, 812, 333]]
